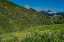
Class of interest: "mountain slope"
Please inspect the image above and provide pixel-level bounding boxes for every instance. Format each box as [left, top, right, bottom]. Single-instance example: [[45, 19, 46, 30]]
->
[[0, 0, 53, 33]]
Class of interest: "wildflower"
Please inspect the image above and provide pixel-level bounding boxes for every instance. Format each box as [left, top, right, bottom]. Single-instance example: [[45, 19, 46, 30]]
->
[[35, 29, 38, 32], [38, 30, 43, 35], [15, 33, 20, 37], [27, 32, 32, 37], [28, 32, 31, 34], [21, 32, 26, 36], [49, 32, 52, 35], [63, 35, 64, 37], [39, 30, 43, 33], [46, 30, 51, 32]]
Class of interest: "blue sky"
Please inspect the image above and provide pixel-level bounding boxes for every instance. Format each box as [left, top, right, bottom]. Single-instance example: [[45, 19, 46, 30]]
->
[[9, 0, 64, 12]]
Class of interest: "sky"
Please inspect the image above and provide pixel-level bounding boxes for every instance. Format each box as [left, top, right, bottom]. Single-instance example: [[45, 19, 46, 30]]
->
[[9, 0, 64, 12]]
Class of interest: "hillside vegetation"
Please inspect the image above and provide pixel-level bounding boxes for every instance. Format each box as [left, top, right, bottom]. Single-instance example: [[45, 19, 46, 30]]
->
[[54, 13, 64, 24], [0, 0, 53, 33]]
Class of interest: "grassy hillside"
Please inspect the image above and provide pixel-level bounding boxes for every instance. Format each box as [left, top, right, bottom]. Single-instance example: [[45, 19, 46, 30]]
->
[[0, 0, 53, 33], [0, 24, 64, 42]]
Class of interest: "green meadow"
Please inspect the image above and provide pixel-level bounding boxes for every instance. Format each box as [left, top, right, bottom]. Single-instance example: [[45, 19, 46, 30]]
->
[[0, 24, 64, 42]]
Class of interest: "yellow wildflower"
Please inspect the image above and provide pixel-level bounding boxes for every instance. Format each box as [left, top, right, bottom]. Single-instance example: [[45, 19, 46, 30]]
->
[[39, 30, 43, 33], [46, 30, 51, 32], [35, 29, 38, 32], [15, 33, 20, 37], [21, 32, 26, 36]]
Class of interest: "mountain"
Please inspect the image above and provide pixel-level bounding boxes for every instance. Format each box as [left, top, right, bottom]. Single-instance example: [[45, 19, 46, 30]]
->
[[25, 5, 63, 17], [0, 0, 53, 33], [38, 9, 63, 17]]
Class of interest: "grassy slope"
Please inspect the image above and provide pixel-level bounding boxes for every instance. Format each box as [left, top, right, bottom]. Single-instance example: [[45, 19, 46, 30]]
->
[[0, 24, 64, 37], [22, 24, 64, 32], [0, 0, 52, 33]]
